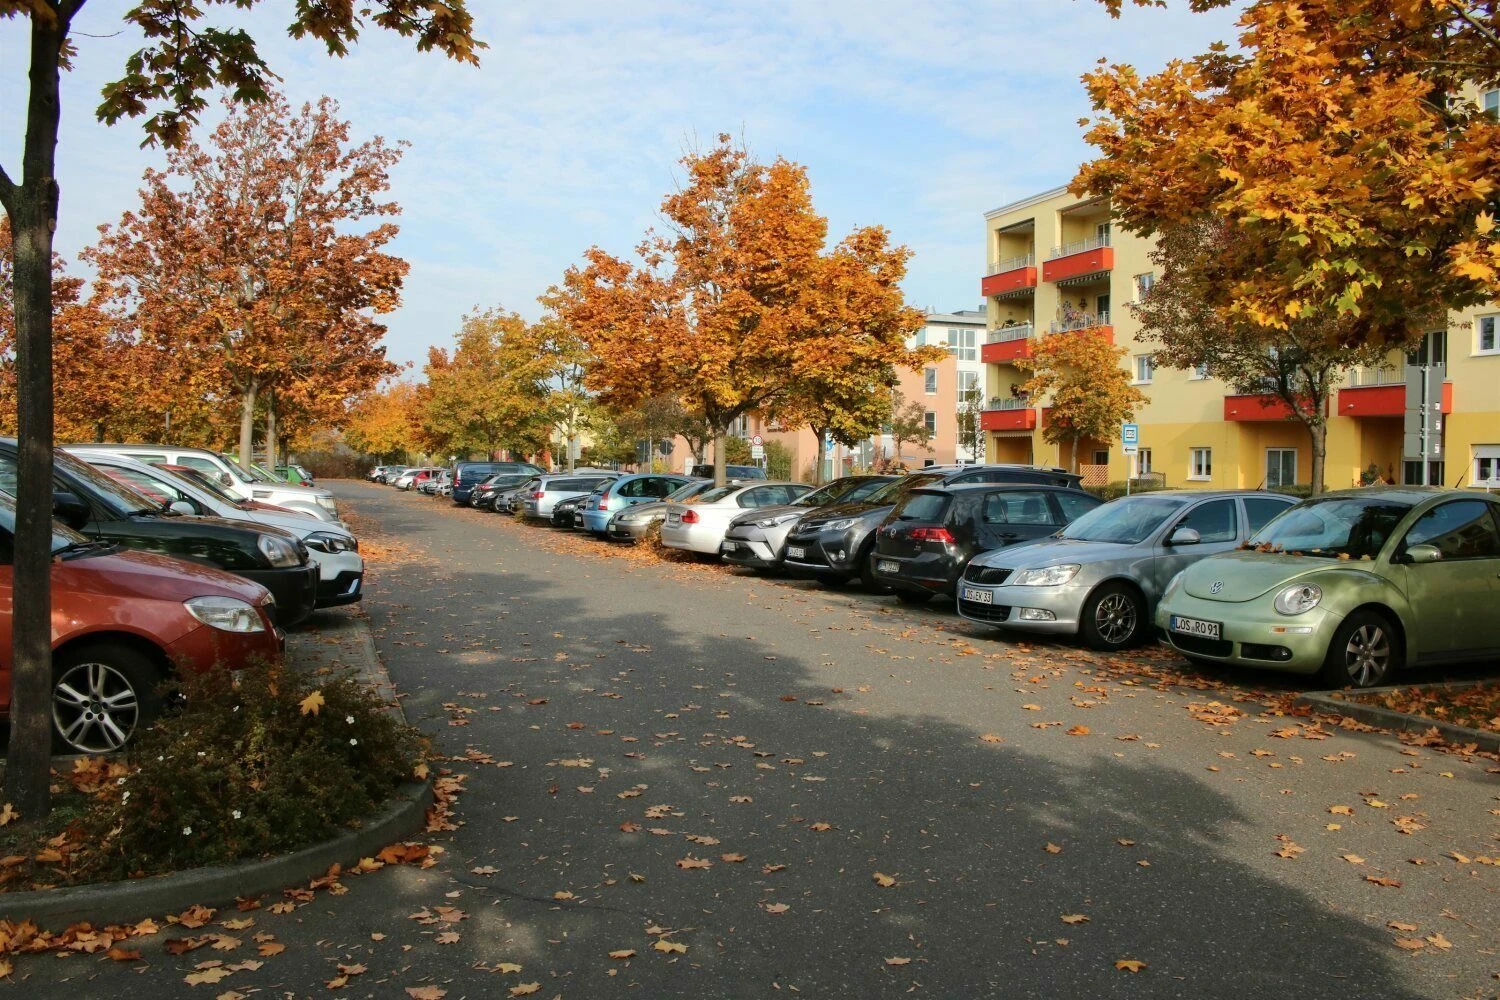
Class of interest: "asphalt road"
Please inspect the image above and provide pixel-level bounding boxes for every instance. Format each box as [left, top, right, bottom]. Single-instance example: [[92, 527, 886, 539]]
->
[[16, 480, 1499, 999]]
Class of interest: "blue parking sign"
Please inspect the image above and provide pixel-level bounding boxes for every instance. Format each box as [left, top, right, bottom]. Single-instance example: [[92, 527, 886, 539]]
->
[[1121, 423, 1139, 445]]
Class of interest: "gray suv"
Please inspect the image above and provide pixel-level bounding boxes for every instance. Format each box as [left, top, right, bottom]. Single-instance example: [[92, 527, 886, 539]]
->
[[957, 490, 1296, 650]]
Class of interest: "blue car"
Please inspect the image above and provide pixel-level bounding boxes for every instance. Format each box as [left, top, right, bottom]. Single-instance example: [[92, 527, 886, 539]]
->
[[580, 473, 698, 535]]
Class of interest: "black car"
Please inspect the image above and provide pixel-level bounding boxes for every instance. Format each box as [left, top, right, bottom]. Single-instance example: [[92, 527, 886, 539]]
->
[[871, 484, 1102, 604], [781, 465, 1084, 589], [0, 441, 319, 625], [551, 494, 589, 529], [452, 461, 543, 505], [470, 473, 534, 511]]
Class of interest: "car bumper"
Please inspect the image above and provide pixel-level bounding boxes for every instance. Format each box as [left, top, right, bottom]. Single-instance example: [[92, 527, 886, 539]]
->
[[660, 521, 722, 554], [721, 526, 780, 568], [954, 580, 1090, 633], [452, 489, 475, 504], [606, 517, 653, 540], [1153, 594, 1337, 675], [581, 509, 614, 533], [782, 530, 860, 574], [315, 569, 364, 607], [240, 564, 319, 627], [164, 619, 284, 671], [871, 551, 960, 594]]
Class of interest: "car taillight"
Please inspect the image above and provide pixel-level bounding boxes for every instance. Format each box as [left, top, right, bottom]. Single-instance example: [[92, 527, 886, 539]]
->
[[533, 491, 545, 499], [910, 527, 955, 544], [597, 500, 608, 510], [681, 509, 700, 524]]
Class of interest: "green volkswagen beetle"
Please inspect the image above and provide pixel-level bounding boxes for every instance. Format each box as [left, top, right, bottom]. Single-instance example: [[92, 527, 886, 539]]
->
[[1155, 488, 1500, 687]]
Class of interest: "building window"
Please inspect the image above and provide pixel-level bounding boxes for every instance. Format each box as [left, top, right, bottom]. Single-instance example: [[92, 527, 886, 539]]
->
[[1092, 449, 1109, 466], [1478, 315, 1497, 355], [1133, 354, 1155, 384], [1095, 221, 1112, 244], [1266, 448, 1297, 489], [947, 328, 977, 361], [912, 329, 927, 347], [1403, 460, 1446, 486], [1133, 272, 1155, 301], [1135, 448, 1153, 477], [958, 370, 979, 403], [1190, 448, 1212, 481], [1189, 363, 1209, 380], [923, 411, 937, 436], [1475, 446, 1500, 487], [1485, 89, 1499, 119], [924, 368, 938, 394]]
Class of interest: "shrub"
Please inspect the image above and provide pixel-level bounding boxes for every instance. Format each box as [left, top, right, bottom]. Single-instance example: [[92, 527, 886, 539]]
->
[[79, 664, 424, 880], [764, 440, 793, 480], [1087, 479, 1170, 501]]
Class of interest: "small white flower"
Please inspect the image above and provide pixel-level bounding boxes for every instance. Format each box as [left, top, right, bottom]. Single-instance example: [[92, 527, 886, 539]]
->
[[346, 715, 355, 725], [182, 826, 192, 836], [157, 755, 165, 762], [231, 809, 242, 820], [116, 777, 126, 786], [233, 705, 240, 713], [121, 791, 130, 802], [197, 751, 206, 757], [349, 738, 358, 746]]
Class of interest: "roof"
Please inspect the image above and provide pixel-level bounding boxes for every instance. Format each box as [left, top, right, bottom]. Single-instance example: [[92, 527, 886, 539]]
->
[[1118, 489, 1294, 499], [1317, 486, 1483, 503], [924, 310, 988, 326], [923, 482, 1085, 494], [983, 184, 1070, 221]]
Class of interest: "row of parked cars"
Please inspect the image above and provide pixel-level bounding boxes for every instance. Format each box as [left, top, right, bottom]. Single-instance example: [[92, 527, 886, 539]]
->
[[2, 440, 365, 754], [409, 459, 1500, 690]]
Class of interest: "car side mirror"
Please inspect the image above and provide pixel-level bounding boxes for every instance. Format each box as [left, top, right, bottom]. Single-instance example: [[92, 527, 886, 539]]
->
[[52, 491, 90, 530], [1403, 543, 1442, 564], [168, 500, 196, 516], [1167, 527, 1202, 546]]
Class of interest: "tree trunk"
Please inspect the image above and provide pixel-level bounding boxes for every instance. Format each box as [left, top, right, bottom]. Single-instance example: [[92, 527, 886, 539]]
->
[[1070, 434, 1082, 474], [712, 427, 728, 486], [238, 378, 259, 474], [2, 8, 73, 820], [1308, 419, 1327, 497], [265, 387, 278, 470], [811, 426, 828, 486]]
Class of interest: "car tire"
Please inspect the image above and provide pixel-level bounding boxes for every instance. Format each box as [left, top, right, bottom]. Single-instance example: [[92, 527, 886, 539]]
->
[[51, 643, 164, 755], [1320, 609, 1403, 689], [815, 573, 848, 589], [1080, 583, 1145, 651], [894, 590, 931, 605]]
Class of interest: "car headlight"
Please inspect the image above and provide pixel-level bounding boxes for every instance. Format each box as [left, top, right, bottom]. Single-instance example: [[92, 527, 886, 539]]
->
[[304, 531, 356, 554], [1010, 564, 1081, 587], [1162, 570, 1185, 601], [185, 596, 266, 633], [756, 512, 800, 528], [824, 518, 858, 532], [257, 534, 303, 568], [1273, 583, 1322, 615], [315, 495, 338, 512]]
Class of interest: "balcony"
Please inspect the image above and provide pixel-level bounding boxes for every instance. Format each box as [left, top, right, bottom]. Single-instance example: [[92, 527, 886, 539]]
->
[[980, 398, 1037, 432], [981, 322, 1035, 363], [1042, 234, 1114, 284], [982, 253, 1038, 298], [1049, 310, 1110, 334], [1223, 393, 1298, 422], [1338, 378, 1453, 418]]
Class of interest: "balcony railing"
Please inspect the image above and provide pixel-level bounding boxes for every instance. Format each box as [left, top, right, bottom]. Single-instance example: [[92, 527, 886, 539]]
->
[[985, 397, 1032, 411], [1047, 233, 1111, 260], [1048, 310, 1110, 334], [1347, 367, 1402, 387], [986, 252, 1035, 277], [986, 322, 1035, 343]]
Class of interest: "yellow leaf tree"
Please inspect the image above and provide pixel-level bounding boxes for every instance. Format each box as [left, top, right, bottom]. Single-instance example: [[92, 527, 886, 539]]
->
[[1017, 332, 1148, 474]]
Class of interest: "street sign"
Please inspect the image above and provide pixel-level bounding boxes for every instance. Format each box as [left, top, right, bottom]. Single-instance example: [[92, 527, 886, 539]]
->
[[1121, 423, 1139, 457], [751, 444, 765, 460], [751, 434, 764, 446]]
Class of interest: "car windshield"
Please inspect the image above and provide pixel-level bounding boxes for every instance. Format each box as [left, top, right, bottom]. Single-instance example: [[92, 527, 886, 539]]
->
[[1248, 496, 1413, 559], [216, 458, 256, 484], [0, 491, 91, 554], [486, 475, 530, 489], [245, 463, 281, 484], [54, 449, 164, 516], [1060, 495, 1189, 544], [795, 478, 886, 507], [162, 465, 241, 505], [665, 481, 711, 502], [865, 473, 945, 504], [694, 485, 741, 505]]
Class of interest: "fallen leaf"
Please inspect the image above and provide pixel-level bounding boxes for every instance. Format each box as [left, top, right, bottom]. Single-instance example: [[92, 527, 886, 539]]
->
[[1066, 725, 1091, 736], [1329, 805, 1354, 816], [1043, 843, 1062, 855], [406, 989, 447, 1000], [609, 949, 636, 960], [1342, 853, 1366, 865], [676, 856, 712, 870], [1393, 938, 1426, 951], [720, 853, 747, 863], [885, 956, 911, 966], [1366, 875, 1402, 887], [435, 931, 460, 945], [493, 963, 523, 974], [0, 803, 17, 826], [1022, 704, 1042, 711], [763, 903, 790, 914], [1061, 914, 1089, 925], [1115, 959, 1146, 973], [980, 734, 1005, 744], [873, 872, 896, 887], [652, 939, 688, 954], [299, 690, 325, 716], [509, 984, 541, 997], [1425, 932, 1452, 951], [106, 947, 143, 962], [1388, 921, 1418, 932], [184, 968, 232, 986]]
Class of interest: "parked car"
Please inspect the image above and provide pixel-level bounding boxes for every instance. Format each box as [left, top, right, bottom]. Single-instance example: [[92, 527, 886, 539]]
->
[[277, 463, 314, 485], [783, 465, 1085, 589], [0, 440, 320, 625], [393, 467, 439, 491], [1156, 488, 1500, 687], [522, 473, 620, 521], [70, 450, 365, 609], [551, 493, 591, 529], [470, 473, 534, 511], [453, 461, 544, 505], [68, 444, 340, 522], [689, 463, 767, 481], [378, 465, 408, 484], [956, 490, 1296, 650], [579, 473, 697, 536], [604, 480, 719, 541], [368, 465, 391, 482], [871, 484, 1102, 604], [0, 492, 283, 754], [721, 475, 894, 571], [660, 482, 813, 557]]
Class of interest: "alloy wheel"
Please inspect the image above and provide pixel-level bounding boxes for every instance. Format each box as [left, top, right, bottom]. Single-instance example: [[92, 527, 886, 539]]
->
[[52, 660, 141, 753], [1094, 593, 1138, 645], [1342, 624, 1390, 687]]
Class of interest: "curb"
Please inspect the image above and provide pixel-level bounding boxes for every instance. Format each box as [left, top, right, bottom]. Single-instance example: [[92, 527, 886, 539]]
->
[[1296, 680, 1499, 755]]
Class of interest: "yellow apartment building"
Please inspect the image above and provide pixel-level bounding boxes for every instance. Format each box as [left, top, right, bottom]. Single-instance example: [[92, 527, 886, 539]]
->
[[979, 184, 1499, 492]]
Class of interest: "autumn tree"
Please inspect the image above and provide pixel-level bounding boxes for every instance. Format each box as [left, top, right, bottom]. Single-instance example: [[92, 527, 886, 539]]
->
[[87, 90, 403, 471], [0, 0, 480, 819], [344, 381, 424, 462], [885, 390, 933, 470], [551, 136, 920, 485], [421, 309, 556, 461], [1078, 0, 1500, 349], [1135, 220, 1391, 494], [533, 315, 591, 472], [1017, 332, 1147, 474], [956, 392, 984, 463]]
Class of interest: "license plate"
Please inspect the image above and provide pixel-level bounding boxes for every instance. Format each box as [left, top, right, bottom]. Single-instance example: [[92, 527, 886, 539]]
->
[[876, 559, 899, 574], [961, 586, 993, 605], [667, 513, 680, 523], [786, 545, 806, 559], [722, 541, 739, 551], [1170, 615, 1221, 640]]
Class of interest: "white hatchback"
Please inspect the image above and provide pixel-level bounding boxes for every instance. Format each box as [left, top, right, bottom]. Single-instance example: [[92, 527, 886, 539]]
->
[[660, 482, 813, 556]]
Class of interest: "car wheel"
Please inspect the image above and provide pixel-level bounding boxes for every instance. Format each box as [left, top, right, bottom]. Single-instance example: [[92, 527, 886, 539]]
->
[[1080, 583, 1144, 651], [51, 643, 164, 754], [894, 590, 931, 605], [815, 573, 848, 589], [1320, 610, 1402, 688]]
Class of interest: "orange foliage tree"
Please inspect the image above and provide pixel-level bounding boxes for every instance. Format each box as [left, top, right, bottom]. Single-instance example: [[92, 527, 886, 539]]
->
[[344, 381, 425, 462], [1078, 0, 1500, 347], [1016, 331, 1148, 474]]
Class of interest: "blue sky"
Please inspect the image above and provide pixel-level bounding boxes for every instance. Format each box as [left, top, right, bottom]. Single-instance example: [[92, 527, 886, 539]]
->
[[2, 2, 1239, 372]]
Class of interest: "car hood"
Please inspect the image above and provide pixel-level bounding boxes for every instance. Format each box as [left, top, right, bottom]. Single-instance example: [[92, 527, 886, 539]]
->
[[1177, 550, 1377, 602], [616, 501, 671, 519], [970, 535, 1122, 570], [57, 548, 271, 604], [729, 502, 808, 526], [796, 501, 892, 530], [239, 507, 352, 541]]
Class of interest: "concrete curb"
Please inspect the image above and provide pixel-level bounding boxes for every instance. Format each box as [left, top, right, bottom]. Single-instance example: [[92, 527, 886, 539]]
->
[[1296, 679, 1499, 754], [0, 780, 431, 928]]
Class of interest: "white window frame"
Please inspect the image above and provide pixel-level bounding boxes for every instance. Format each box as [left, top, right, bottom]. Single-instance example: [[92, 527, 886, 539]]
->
[[1485, 89, 1499, 118], [1474, 445, 1500, 487], [1135, 448, 1153, 477], [1133, 353, 1155, 384], [957, 370, 979, 403], [923, 411, 937, 436], [1189, 447, 1212, 481], [1189, 363, 1209, 380], [924, 367, 938, 394], [1477, 314, 1498, 356], [1133, 272, 1155, 302], [1265, 448, 1298, 489]]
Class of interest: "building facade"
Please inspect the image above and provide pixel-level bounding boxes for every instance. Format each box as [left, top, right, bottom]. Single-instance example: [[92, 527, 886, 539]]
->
[[979, 184, 1497, 492]]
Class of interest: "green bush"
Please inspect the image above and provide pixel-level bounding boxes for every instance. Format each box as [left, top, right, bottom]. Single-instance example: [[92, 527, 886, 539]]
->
[[80, 665, 424, 879], [764, 440, 793, 480], [1087, 480, 1170, 501]]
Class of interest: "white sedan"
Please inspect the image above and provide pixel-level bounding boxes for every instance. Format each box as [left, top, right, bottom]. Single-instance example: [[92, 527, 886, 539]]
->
[[660, 482, 812, 556]]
